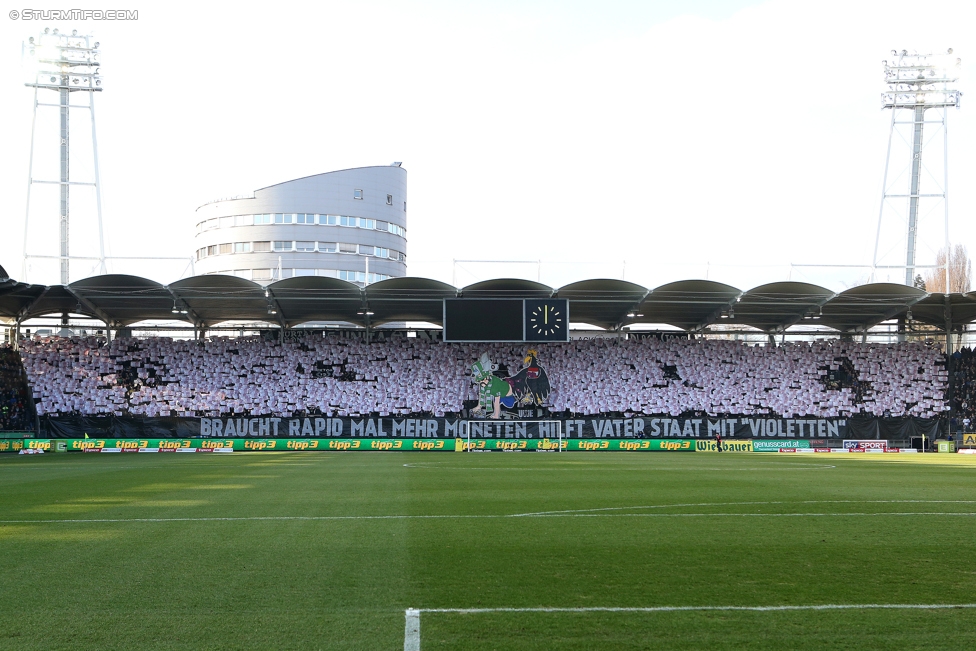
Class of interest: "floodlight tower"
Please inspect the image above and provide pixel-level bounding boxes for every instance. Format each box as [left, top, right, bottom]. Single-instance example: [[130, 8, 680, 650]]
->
[[22, 27, 106, 284], [871, 49, 961, 288]]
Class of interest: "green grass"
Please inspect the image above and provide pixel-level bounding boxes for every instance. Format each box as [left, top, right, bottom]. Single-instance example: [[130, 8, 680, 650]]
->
[[2, 451, 976, 650]]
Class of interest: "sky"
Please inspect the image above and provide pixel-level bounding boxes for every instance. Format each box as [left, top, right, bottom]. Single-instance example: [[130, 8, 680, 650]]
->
[[1, 0, 975, 293]]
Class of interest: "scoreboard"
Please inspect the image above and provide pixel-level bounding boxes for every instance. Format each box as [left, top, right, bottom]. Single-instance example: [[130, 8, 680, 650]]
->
[[443, 299, 569, 342]]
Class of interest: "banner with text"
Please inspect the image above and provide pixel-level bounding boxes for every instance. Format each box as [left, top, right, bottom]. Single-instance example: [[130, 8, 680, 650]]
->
[[38, 415, 946, 440]]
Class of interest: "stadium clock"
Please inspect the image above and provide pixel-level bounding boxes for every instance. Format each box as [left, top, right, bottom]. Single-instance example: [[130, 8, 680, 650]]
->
[[524, 299, 568, 342]]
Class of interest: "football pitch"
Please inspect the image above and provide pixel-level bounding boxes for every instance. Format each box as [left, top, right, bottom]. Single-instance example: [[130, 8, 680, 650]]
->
[[2, 451, 976, 650]]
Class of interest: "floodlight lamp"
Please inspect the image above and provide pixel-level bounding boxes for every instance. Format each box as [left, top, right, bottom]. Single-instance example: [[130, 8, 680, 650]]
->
[[44, 28, 50, 34], [28, 37, 34, 44], [72, 30, 77, 36], [948, 48, 953, 54], [626, 313, 635, 318], [94, 42, 99, 48]]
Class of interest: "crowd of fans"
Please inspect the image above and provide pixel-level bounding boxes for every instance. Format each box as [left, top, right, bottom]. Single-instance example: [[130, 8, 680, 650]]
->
[[0, 346, 30, 430], [15, 334, 949, 420], [950, 346, 976, 429]]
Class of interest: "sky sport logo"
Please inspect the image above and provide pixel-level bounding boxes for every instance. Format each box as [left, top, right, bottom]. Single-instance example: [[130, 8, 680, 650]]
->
[[9, 9, 138, 20]]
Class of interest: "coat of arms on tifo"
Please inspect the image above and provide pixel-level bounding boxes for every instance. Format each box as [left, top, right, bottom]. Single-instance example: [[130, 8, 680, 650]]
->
[[469, 350, 551, 419]]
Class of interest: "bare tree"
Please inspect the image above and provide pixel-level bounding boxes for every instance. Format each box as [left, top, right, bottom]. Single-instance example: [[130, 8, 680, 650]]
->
[[924, 244, 972, 293]]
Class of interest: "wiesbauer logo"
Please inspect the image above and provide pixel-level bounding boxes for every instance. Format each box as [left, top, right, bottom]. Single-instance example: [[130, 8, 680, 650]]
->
[[11, 9, 139, 20]]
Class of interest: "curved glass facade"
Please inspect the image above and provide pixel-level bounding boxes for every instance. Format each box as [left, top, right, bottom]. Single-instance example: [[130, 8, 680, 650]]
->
[[193, 166, 408, 287], [196, 213, 406, 238]]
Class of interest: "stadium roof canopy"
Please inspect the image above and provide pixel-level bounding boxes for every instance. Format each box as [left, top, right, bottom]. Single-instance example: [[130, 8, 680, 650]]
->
[[0, 272, 974, 333]]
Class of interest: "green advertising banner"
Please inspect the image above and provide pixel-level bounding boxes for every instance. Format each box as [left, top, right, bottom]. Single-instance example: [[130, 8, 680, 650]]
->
[[457, 438, 695, 452], [57, 438, 458, 452], [0, 439, 24, 453], [696, 440, 754, 452], [47, 438, 704, 453]]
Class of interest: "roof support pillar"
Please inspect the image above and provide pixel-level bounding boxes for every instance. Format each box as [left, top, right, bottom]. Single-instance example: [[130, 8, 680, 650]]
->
[[944, 294, 954, 355]]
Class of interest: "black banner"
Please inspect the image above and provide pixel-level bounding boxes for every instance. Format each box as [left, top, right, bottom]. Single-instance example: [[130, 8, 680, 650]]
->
[[38, 415, 947, 440]]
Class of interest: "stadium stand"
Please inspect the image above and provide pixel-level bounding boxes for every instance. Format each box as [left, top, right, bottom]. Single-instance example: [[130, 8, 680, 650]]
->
[[0, 346, 30, 430], [950, 346, 976, 427], [16, 334, 948, 420]]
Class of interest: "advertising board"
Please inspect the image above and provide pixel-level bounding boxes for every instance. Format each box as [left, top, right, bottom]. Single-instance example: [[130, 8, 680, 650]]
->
[[51, 438, 702, 453], [843, 440, 888, 450], [695, 440, 754, 452], [753, 440, 811, 452]]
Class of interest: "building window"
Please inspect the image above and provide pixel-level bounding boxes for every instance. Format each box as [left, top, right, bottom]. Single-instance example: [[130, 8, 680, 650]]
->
[[338, 243, 357, 254], [208, 245, 217, 256], [359, 245, 374, 256], [354, 189, 363, 200], [252, 269, 272, 281], [234, 242, 252, 253], [294, 269, 315, 277], [253, 241, 271, 252], [387, 194, 393, 205], [254, 214, 272, 224], [296, 241, 316, 252], [237, 214, 253, 226], [219, 243, 233, 255], [273, 241, 292, 252], [318, 242, 337, 253]]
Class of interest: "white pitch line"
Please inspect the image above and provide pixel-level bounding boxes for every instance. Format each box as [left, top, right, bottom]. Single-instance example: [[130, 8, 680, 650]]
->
[[4, 510, 976, 525], [416, 603, 976, 614], [404, 609, 421, 651], [405, 603, 976, 648], [514, 499, 976, 517]]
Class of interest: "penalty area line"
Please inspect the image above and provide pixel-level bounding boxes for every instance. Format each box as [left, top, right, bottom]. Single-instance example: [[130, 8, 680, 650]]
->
[[405, 604, 976, 649], [416, 603, 976, 613]]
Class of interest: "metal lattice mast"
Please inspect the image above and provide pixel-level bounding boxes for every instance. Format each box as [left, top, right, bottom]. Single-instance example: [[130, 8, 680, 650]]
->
[[871, 49, 961, 288], [22, 27, 105, 284]]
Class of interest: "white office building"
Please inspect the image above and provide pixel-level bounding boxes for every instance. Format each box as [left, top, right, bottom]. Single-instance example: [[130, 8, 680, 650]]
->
[[194, 165, 407, 285]]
